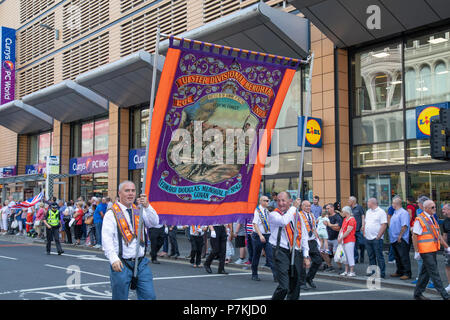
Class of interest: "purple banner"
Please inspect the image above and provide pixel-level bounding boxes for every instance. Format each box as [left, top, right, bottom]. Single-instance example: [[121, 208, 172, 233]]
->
[[1, 27, 16, 105], [0, 165, 16, 178], [69, 154, 108, 175]]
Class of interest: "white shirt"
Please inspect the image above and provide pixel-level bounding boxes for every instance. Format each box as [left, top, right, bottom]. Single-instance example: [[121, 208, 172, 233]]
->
[[364, 206, 387, 240], [302, 211, 319, 241], [268, 206, 309, 257], [413, 211, 434, 236], [189, 225, 207, 236], [102, 201, 159, 265], [253, 205, 271, 234]]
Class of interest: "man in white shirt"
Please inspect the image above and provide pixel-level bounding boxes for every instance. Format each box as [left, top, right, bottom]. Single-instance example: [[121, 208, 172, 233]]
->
[[269, 191, 310, 300], [102, 180, 159, 300], [363, 198, 387, 278]]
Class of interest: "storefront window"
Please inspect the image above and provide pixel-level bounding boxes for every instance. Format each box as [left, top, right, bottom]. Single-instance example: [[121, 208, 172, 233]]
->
[[408, 170, 450, 218], [353, 111, 403, 145], [37, 132, 52, 164], [131, 108, 149, 149], [355, 172, 406, 211], [405, 30, 450, 108], [81, 122, 94, 157], [406, 140, 443, 164], [94, 119, 109, 155], [353, 142, 404, 168], [276, 70, 301, 128]]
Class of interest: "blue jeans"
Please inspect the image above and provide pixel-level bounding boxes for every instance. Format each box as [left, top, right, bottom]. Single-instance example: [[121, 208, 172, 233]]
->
[[365, 238, 385, 277], [354, 231, 365, 262], [94, 222, 102, 246], [388, 244, 395, 262], [251, 233, 273, 276], [110, 257, 156, 300]]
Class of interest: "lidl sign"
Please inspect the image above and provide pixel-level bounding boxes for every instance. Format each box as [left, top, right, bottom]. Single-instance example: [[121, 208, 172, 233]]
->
[[416, 102, 449, 139], [298, 116, 322, 148]]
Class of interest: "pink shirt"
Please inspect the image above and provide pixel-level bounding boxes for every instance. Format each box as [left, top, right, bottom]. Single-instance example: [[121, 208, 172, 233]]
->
[[36, 208, 45, 220]]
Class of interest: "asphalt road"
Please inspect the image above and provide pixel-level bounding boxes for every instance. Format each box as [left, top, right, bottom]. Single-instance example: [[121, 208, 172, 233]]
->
[[0, 239, 442, 301]]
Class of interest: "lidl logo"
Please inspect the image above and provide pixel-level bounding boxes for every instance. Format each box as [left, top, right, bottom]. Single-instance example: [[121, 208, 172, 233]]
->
[[298, 116, 322, 148], [416, 102, 449, 139]]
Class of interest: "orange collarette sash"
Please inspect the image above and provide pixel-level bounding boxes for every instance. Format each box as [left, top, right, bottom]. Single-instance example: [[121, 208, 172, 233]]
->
[[111, 202, 144, 246], [274, 208, 302, 249]]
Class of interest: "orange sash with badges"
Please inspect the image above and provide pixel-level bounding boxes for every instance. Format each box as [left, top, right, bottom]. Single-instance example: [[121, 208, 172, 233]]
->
[[274, 208, 302, 249], [111, 202, 144, 246]]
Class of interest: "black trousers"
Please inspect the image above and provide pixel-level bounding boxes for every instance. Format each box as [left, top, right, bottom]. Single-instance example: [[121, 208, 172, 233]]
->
[[149, 226, 165, 261], [46, 226, 63, 253], [271, 246, 304, 300], [204, 225, 227, 272], [190, 235, 204, 266], [168, 228, 180, 255], [392, 239, 411, 277], [64, 220, 72, 244], [299, 239, 323, 284], [414, 251, 449, 299]]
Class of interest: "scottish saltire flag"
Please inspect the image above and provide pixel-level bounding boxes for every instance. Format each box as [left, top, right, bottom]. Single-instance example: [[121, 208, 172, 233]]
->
[[144, 37, 302, 225], [11, 191, 44, 209]]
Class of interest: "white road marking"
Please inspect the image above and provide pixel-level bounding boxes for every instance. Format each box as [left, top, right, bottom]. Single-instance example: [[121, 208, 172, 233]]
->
[[0, 255, 17, 260], [45, 264, 110, 278], [234, 288, 381, 300], [50, 252, 108, 261], [0, 282, 110, 295]]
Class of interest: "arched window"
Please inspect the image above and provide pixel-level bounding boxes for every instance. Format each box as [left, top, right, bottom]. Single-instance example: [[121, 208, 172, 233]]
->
[[419, 65, 431, 99], [374, 73, 388, 110], [435, 61, 447, 100], [390, 72, 402, 107], [405, 68, 416, 106]]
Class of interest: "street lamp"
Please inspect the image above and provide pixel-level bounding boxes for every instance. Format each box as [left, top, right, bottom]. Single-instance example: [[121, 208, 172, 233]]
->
[[39, 23, 59, 40]]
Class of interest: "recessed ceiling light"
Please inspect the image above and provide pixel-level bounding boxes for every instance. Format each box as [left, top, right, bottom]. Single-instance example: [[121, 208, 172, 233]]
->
[[372, 52, 390, 58], [428, 37, 447, 44]]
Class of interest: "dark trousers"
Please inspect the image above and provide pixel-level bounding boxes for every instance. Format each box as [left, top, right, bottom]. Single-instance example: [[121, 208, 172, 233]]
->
[[190, 235, 204, 266], [64, 220, 72, 244], [299, 239, 323, 284], [271, 246, 304, 300], [149, 226, 165, 261], [205, 225, 227, 272], [392, 239, 411, 277], [46, 226, 62, 253], [246, 233, 254, 263], [365, 238, 386, 277], [168, 228, 179, 256], [414, 251, 449, 299], [251, 233, 273, 276], [354, 231, 366, 262]]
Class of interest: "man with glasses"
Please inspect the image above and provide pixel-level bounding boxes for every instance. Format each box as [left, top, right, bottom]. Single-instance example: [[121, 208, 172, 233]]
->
[[412, 200, 450, 300]]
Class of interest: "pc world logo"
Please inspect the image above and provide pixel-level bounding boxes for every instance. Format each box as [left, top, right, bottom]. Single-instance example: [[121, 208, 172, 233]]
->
[[3, 60, 14, 70]]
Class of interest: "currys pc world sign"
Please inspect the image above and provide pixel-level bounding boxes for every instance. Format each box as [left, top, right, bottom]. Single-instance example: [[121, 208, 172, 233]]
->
[[0, 27, 16, 105], [69, 154, 108, 175], [128, 148, 145, 170]]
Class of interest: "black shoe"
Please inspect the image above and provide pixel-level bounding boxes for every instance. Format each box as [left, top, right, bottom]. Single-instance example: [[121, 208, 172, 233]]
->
[[58, 251, 64, 255], [300, 284, 309, 290], [218, 270, 228, 275], [325, 266, 335, 272], [252, 276, 261, 281], [306, 280, 317, 289], [152, 259, 160, 264], [414, 295, 430, 300], [204, 265, 212, 273], [173, 254, 180, 259]]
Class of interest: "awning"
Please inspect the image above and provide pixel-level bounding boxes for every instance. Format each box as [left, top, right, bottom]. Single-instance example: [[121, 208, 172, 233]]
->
[[0, 173, 44, 184], [76, 50, 165, 108], [159, 2, 310, 59], [22, 80, 108, 123], [290, 0, 450, 48], [0, 100, 53, 134]]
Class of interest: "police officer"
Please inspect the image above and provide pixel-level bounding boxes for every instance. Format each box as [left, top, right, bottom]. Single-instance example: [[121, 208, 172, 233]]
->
[[43, 202, 64, 255]]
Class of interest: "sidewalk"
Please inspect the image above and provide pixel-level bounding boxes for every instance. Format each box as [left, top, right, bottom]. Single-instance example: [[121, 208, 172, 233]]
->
[[2, 232, 448, 296]]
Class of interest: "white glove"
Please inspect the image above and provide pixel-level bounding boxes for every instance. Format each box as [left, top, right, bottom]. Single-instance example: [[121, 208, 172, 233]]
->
[[445, 247, 450, 254], [414, 252, 421, 260], [164, 227, 169, 234], [211, 230, 216, 238]]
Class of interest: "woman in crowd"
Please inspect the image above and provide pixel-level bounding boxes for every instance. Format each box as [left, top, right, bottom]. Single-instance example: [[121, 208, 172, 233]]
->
[[35, 203, 46, 239], [1, 200, 9, 234], [338, 206, 357, 277], [73, 201, 84, 245]]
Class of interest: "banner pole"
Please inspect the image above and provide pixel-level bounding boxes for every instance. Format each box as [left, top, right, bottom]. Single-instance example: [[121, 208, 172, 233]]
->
[[290, 53, 314, 277], [132, 27, 161, 284]]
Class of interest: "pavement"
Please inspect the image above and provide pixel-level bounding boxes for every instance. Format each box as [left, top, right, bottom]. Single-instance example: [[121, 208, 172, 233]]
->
[[1, 231, 449, 297]]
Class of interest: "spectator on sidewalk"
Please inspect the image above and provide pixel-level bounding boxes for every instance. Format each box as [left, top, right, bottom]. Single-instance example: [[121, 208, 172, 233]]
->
[[364, 198, 387, 279], [386, 205, 396, 264], [251, 196, 273, 281], [311, 195, 322, 220], [269, 192, 278, 209], [442, 203, 450, 294], [389, 197, 412, 280], [406, 197, 418, 249], [233, 221, 247, 265], [348, 196, 366, 263], [338, 206, 357, 277], [168, 225, 180, 259], [93, 197, 107, 248], [317, 210, 330, 255], [320, 203, 343, 273], [1, 200, 9, 234], [73, 201, 84, 245], [62, 201, 74, 244], [412, 200, 450, 300]]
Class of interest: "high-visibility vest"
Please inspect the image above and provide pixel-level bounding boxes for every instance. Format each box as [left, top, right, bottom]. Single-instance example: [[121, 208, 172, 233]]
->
[[416, 212, 440, 254], [47, 209, 60, 227]]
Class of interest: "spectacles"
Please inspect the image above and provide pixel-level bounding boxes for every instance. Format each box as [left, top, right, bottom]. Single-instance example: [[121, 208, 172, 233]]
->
[[262, 200, 269, 202], [430, 206, 435, 209]]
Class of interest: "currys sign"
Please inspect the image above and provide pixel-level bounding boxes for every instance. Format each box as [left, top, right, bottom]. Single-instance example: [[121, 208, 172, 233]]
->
[[25, 163, 46, 175], [128, 148, 145, 170], [0, 27, 16, 105], [69, 154, 108, 175]]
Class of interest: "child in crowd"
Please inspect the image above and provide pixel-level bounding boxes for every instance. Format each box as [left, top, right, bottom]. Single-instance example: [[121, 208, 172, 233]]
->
[[317, 211, 331, 254]]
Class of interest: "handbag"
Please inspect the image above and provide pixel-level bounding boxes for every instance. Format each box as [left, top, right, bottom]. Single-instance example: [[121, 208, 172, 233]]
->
[[68, 218, 76, 228], [34, 220, 41, 227], [85, 215, 93, 225], [334, 243, 346, 264], [11, 220, 18, 229]]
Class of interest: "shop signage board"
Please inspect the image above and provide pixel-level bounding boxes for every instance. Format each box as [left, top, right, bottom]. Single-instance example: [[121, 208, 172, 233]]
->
[[0, 165, 16, 178], [416, 102, 449, 139], [0, 26, 15, 105], [128, 148, 145, 170], [298, 116, 323, 148], [25, 163, 46, 175], [69, 154, 108, 175]]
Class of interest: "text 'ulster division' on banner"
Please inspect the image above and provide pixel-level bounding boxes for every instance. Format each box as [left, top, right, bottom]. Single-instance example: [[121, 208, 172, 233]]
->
[[144, 37, 301, 225]]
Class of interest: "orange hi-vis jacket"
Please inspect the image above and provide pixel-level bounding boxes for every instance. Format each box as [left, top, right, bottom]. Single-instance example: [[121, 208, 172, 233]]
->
[[415, 212, 440, 254]]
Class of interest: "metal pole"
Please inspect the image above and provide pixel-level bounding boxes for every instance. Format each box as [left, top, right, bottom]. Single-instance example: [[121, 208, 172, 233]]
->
[[133, 27, 161, 281], [290, 53, 314, 276]]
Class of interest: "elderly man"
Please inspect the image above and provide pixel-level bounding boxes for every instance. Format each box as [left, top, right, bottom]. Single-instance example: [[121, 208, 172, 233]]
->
[[389, 197, 411, 280], [364, 198, 387, 278], [442, 203, 450, 294], [412, 200, 450, 300], [251, 195, 273, 281], [348, 196, 366, 263], [269, 192, 310, 300], [102, 180, 159, 300]]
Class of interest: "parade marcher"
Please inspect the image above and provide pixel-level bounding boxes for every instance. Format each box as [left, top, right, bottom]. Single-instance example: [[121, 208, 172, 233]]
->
[[43, 203, 64, 255], [269, 192, 310, 300], [298, 200, 323, 290], [149, 223, 165, 263], [204, 223, 228, 274], [251, 196, 273, 281], [168, 225, 180, 259], [187, 225, 207, 267], [412, 200, 450, 300], [102, 180, 159, 300]]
